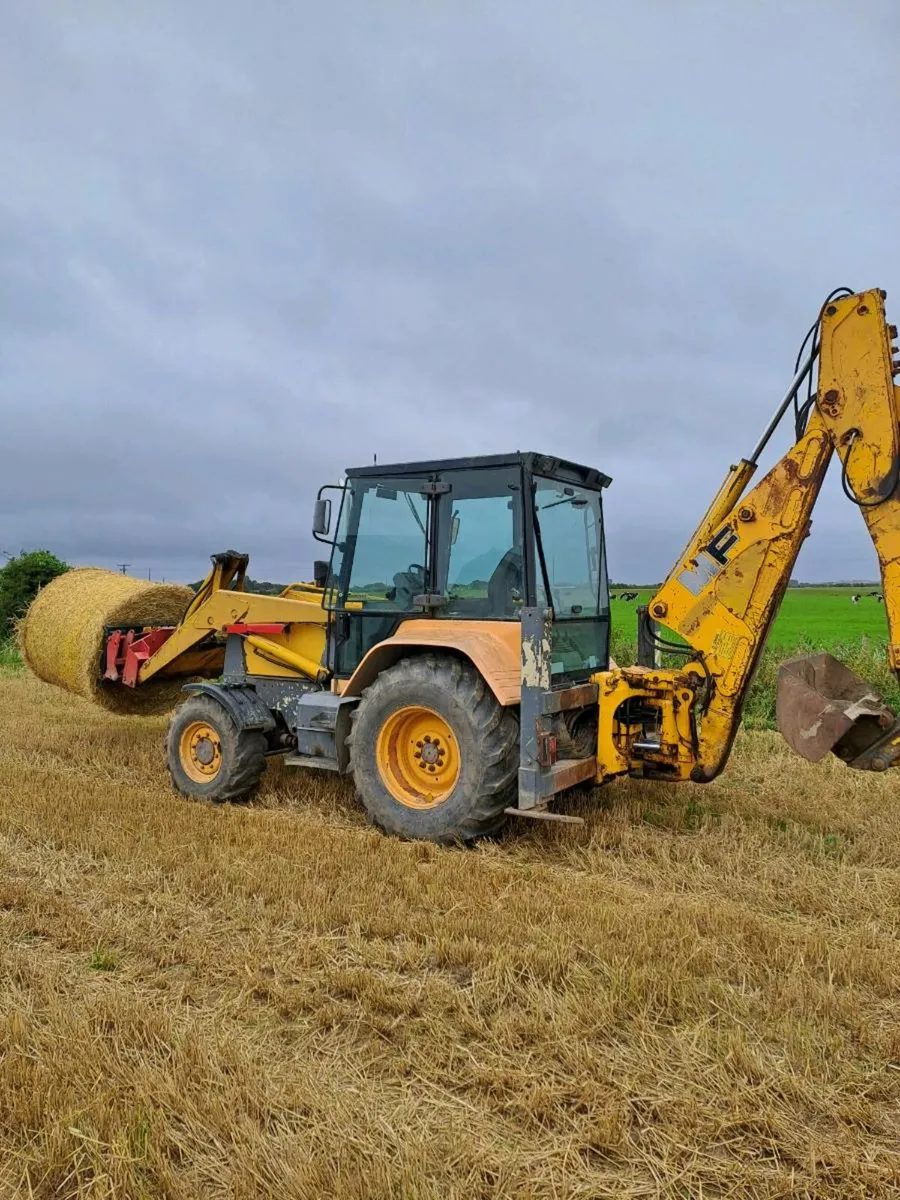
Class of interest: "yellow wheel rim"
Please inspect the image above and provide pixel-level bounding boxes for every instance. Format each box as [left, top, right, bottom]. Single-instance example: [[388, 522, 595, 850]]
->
[[376, 706, 460, 809], [179, 720, 222, 784]]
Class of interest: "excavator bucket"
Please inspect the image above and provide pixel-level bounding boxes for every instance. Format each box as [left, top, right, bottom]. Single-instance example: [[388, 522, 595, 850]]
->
[[776, 652, 897, 763]]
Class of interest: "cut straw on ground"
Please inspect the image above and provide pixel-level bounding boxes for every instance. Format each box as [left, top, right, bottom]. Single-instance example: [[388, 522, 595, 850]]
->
[[0, 670, 898, 1197]]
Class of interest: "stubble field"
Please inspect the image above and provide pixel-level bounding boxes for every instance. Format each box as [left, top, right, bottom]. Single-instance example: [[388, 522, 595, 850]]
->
[[0, 662, 899, 1198]]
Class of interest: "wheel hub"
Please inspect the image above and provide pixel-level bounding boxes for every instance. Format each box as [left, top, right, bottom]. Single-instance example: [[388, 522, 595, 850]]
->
[[179, 720, 223, 783], [195, 738, 216, 766], [376, 707, 460, 809], [417, 737, 442, 766]]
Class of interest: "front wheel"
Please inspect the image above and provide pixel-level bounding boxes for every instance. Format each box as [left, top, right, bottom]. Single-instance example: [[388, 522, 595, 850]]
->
[[347, 654, 519, 843], [166, 695, 267, 803]]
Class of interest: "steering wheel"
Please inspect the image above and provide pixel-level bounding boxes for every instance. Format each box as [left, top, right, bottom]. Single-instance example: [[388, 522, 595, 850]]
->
[[385, 563, 427, 607]]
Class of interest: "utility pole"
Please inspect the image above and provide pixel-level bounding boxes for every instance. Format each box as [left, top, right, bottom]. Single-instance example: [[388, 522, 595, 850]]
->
[[116, 563, 131, 576]]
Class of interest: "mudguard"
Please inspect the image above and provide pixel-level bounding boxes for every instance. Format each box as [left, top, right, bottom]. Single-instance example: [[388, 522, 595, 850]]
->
[[181, 682, 276, 733]]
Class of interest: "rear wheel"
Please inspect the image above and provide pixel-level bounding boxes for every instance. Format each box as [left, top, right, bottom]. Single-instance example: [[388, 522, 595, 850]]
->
[[166, 695, 267, 803], [347, 654, 519, 842]]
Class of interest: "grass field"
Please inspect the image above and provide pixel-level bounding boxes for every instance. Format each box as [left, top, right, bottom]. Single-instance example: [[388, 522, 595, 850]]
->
[[611, 586, 889, 647], [1, 589, 899, 1197], [0, 639, 20, 670]]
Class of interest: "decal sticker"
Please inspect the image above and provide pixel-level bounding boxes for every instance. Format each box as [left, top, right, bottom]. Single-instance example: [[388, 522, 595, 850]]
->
[[678, 523, 739, 596]]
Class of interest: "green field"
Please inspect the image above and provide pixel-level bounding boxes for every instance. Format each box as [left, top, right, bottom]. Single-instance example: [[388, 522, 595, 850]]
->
[[768, 586, 888, 644], [609, 585, 897, 729], [611, 585, 889, 646]]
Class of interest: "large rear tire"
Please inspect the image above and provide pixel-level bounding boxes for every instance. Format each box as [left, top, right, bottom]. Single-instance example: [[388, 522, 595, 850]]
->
[[347, 654, 519, 843], [166, 695, 267, 803]]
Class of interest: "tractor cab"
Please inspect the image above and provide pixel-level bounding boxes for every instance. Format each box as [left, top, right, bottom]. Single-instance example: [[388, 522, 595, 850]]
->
[[314, 452, 612, 686]]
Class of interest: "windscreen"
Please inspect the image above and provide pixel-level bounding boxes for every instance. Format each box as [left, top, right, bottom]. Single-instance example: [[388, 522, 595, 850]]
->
[[327, 478, 429, 611]]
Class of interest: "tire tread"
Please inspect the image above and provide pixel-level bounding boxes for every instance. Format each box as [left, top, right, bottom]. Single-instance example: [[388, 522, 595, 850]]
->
[[166, 695, 267, 803]]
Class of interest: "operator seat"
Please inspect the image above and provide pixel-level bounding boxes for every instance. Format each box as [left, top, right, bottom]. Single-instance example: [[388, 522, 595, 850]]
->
[[487, 550, 523, 617], [386, 564, 425, 610]]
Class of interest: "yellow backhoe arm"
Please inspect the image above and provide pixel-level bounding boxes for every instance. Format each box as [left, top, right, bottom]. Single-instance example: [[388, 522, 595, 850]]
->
[[596, 288, 900, 783], [648, 413, 834, 778]]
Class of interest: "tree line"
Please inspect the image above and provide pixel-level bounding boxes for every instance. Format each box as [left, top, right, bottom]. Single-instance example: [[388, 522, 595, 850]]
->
[[0, 550, 69, 639]]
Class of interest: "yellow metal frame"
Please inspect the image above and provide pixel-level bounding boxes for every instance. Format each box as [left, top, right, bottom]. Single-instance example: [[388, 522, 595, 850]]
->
[[135, 554, 524, 705], [596, 666, 699, 782]]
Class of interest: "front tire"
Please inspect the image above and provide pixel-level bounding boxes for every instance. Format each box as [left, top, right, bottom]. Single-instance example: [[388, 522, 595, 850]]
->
[[166, 695, 267, 803], [347, 654, 519, 843]]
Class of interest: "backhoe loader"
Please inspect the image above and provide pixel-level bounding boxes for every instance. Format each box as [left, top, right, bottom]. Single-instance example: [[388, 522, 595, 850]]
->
[[99, 286, 900, 841]]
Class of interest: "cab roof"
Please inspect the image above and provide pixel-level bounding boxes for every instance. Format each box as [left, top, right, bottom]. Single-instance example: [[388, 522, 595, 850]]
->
[[345, 451, 611, 490]]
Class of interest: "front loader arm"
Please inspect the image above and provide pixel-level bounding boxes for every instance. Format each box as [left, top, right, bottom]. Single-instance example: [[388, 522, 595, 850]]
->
[[102, 551, 330, 688], [639, 289, 900, 781], [136, 586, 329, 684]]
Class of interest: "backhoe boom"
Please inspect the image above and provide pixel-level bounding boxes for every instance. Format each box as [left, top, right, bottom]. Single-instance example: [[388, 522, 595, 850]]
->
[[595, 288, 900, 784]]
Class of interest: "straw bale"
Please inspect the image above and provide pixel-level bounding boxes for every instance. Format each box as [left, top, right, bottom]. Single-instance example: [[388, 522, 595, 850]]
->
[[18, 569, 194, 715]]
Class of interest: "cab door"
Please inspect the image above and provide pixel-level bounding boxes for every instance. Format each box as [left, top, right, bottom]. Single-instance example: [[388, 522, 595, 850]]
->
[[326, 475, 431, 675], [430, 466, 525, 620], [531, 475, 610, 680]]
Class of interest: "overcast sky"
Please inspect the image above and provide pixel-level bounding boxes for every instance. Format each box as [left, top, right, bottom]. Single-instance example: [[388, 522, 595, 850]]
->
[[3, 1, 899, 584]]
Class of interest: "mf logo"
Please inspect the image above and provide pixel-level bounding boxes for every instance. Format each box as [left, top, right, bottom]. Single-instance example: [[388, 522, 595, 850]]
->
[[678, 523, 739, 595], [702, 524, 739, 565]]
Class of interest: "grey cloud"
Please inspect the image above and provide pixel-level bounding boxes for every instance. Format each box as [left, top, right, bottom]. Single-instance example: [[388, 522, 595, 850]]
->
[[2, 0, 900, 586]]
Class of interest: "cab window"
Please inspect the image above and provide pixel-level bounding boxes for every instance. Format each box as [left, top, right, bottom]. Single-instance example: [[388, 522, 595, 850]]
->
[[444, 494, 520, 617], [534, 478, 603, 618], [330, 480, 429, 611]]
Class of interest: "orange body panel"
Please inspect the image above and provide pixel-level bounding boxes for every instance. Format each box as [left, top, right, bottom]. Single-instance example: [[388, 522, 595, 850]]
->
[[338, 619, 521, 706]]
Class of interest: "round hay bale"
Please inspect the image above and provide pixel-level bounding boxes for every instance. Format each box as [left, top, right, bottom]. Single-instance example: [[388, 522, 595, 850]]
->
[[18, 569, 194, 715]]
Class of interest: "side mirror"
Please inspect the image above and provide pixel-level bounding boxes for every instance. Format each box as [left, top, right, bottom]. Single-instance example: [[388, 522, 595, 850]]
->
[[312, 498, 332, 537]]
